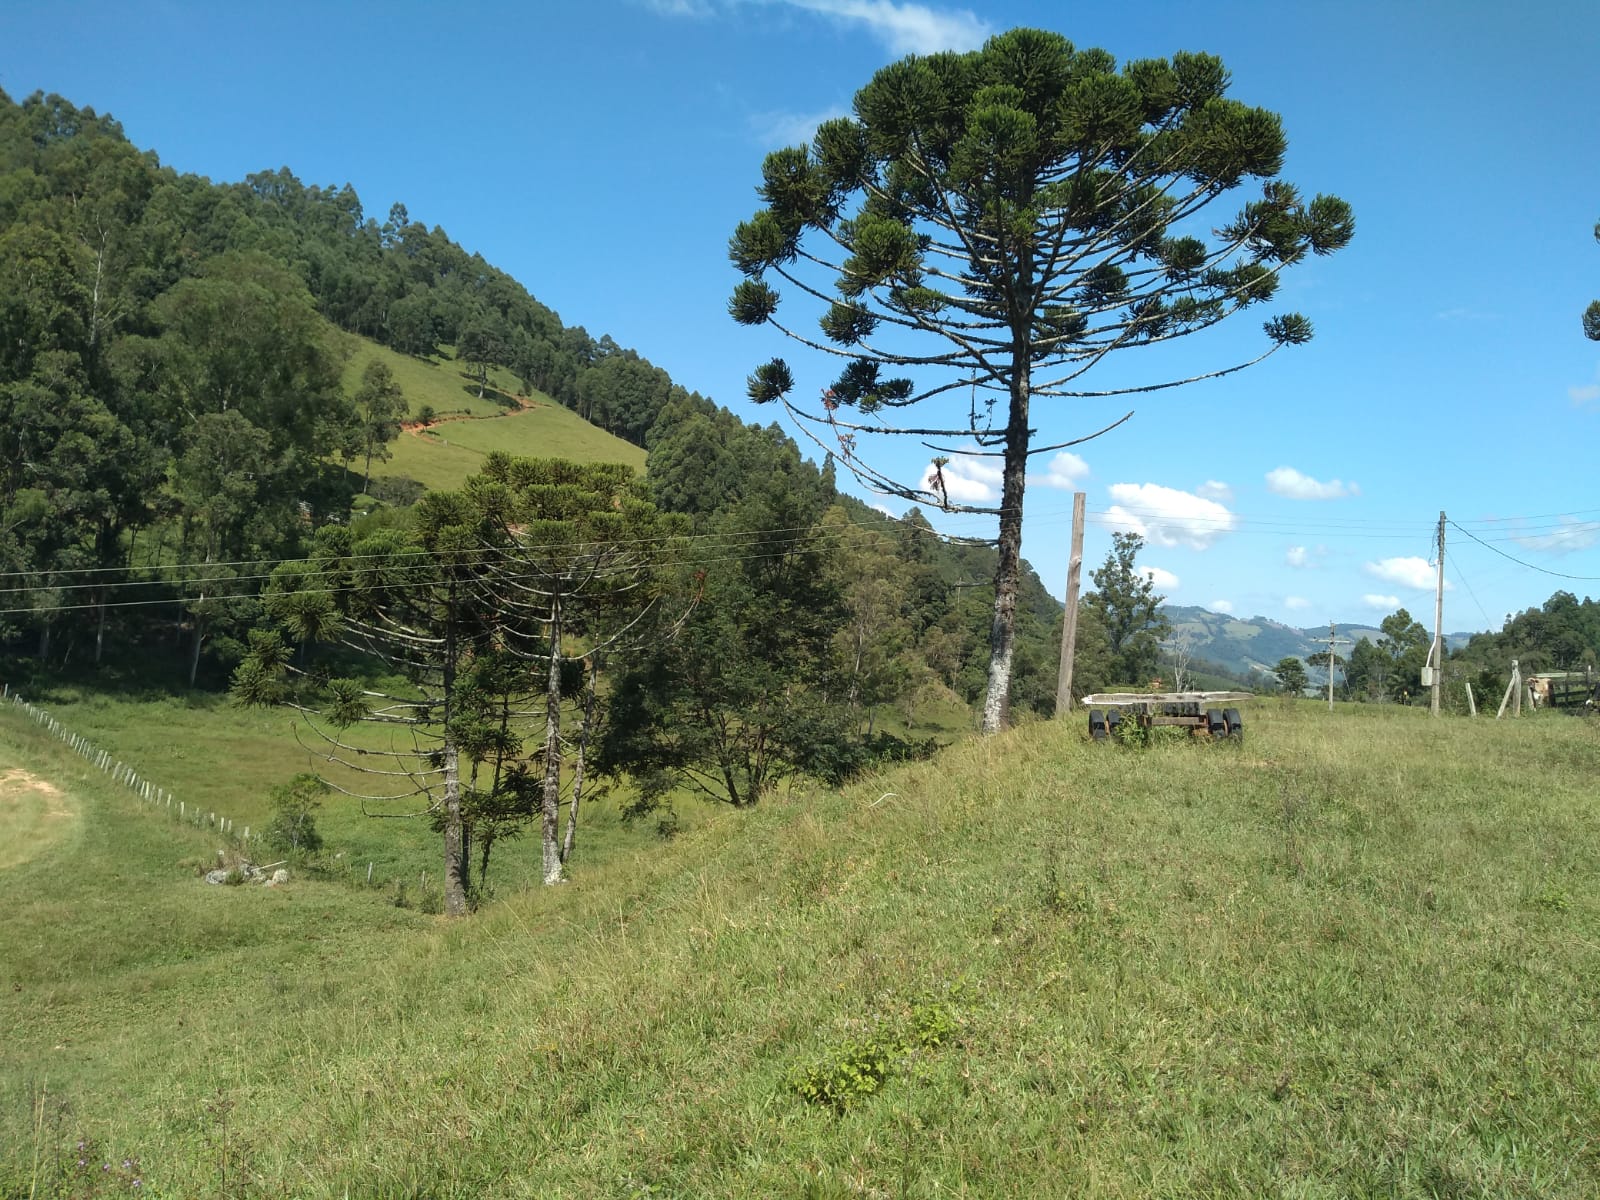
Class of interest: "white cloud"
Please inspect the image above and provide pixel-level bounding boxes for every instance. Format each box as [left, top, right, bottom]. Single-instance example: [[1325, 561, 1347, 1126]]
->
[[640, 0, 716, 14], [749, 105, 851, 147], [1286, 545, 1309, 568], [1266, 466, 1358, 501], [1572, 383, 1600, 408], [1285, 595, 1311, 611], [1365, 556, 1449, 590], [1032, 451, 1088, 491], [1513, 517, 1600, 554], [1211, 599, 1234, 615], [918, 449, 1001, 505], [1196, 480, 1233, 502], [1140, 565, 1180, 590], [1101, 483, 1237, 550], [871, 503, 895, 517], [781, 0, 990, 53], [1363, 593, 1401, 610]]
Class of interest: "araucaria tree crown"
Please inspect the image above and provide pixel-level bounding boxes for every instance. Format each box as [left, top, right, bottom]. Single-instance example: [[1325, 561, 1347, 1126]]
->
[[728, 27, 1353, 732]]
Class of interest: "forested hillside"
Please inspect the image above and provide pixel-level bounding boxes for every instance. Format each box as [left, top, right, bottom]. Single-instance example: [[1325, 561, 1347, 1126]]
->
[[0, 86, 1068, 847]]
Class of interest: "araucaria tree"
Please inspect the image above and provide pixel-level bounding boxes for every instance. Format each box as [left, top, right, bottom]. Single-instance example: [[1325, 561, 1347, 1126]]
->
[[1586, 218, 1600, 340], [728, 27, 1353, 731]]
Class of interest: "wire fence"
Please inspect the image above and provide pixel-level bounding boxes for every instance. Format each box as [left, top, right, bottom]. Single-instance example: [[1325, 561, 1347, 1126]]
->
[[2, 683, 256, 847]]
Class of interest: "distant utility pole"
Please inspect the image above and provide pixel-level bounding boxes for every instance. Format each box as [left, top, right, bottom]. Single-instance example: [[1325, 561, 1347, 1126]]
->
[[1430, 511, 1445, 717], [1324, 621, 1352, 712], [1055, 491, 1087, 716]]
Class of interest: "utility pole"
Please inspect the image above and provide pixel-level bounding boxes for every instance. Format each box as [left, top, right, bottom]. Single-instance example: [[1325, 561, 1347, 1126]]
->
[[1055, 492, 1086, 716], [1430, 511, 1445, 717], [1324, 621, 1351, 712]]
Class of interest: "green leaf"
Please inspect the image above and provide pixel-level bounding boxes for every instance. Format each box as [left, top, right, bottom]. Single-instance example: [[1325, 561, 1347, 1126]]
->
[[729, 280, 779, 326], [746, 358, 794, 404]]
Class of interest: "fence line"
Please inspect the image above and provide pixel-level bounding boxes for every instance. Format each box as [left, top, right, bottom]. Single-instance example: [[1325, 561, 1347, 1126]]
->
[[1, 682, 253, 847]]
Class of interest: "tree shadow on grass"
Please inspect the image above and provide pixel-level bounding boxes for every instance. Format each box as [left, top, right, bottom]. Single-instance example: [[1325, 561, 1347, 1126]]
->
[[458, 381, 520, 409]]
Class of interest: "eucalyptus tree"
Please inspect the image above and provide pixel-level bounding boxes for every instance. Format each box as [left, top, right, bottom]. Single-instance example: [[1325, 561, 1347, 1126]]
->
[[1081, 532, 1169, 687], [728, 27, 1352, 731], [349, 359, 407, 493]]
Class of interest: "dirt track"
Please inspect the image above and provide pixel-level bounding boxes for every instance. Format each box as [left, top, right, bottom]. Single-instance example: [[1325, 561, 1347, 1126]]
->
[[0, 766, 76, 870]]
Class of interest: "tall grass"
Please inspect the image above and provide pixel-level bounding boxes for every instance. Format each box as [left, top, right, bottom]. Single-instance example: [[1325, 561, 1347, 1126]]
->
[[3, 701, 1598, 1197]]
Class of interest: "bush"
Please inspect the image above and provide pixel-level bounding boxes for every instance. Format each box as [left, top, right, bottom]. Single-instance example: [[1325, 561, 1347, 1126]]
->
[[263, 773, 326, 857]]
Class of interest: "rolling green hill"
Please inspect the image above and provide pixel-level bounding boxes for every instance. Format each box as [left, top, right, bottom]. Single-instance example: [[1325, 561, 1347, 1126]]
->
[[340, 338, 648, 493], [5, 699, 1597, 1196]]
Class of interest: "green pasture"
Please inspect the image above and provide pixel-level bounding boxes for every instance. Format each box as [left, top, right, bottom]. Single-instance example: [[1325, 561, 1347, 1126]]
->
[[336, 337, 647, 494], [4, 700, 1599, 1197]]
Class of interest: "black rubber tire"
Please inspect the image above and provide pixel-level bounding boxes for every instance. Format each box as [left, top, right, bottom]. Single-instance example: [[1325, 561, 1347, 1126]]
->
[[1088, 709, 1108, 741], [1223, 708, 1244, 740], [1106, 708, 1123, 735], [1206, 708, 1226, 736]]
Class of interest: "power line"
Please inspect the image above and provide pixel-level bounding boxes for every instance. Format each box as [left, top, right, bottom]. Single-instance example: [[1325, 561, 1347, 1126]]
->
[[1447, 520, 1600, 582]]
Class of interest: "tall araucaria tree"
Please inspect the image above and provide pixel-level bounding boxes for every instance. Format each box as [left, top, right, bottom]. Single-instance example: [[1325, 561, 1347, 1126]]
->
[[727, 27, 1353, 732]]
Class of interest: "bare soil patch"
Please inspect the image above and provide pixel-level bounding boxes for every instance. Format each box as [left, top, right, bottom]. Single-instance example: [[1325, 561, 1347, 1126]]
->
[[0, 766, 77, 869]]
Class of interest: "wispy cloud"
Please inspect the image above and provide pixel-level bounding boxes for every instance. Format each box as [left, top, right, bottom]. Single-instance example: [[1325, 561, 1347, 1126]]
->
[[1365, 556, 1448, 590], [1363, 593, 1401, 610], [1031, 450, 1088, 491], [1570, 364, 1600, 408], [1286, 545, 1309, 568], [749, 105, 850, 147], [648, 0, 990, 54], [1195, 480, 1232, 502], [1100, 482, 1237, 550], [1140, 565, 1180, 590], [1434, 307, 1499, 322], [782, 0, 990, 54], [1266, 466, 1358, 501], [1284, 595, 1311, 611], [640, 0, 716, 15], [1211, 599, 1234, 615], [1513, 517, 1600, 554]]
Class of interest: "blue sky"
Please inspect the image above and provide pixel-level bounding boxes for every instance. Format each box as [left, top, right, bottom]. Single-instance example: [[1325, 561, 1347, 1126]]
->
[[4, 0, 1598, 634]]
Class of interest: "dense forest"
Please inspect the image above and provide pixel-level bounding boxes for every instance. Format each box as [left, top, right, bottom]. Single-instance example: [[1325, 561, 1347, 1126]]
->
[[0, 86, 1084, 902]]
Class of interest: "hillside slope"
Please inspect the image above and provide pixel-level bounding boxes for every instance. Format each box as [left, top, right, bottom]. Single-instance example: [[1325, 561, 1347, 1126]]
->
[[339, 337, 647, 493], [5, 702, 1597, 1196]]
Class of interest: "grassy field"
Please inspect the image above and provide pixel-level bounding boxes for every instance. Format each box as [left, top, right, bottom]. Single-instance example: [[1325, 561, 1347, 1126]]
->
[[337, 337, 647, 494], [4, 700, 1599, 1197]]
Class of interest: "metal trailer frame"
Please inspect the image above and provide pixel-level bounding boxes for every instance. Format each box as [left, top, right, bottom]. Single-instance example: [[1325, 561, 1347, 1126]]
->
[[1079, 691, 1255, 742]]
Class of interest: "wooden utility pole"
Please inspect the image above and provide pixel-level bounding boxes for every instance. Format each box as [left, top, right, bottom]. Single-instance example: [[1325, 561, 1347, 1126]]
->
[[1055, 492, 1087, 716], [1430, 511, 1445, 716], [1324, 621, 1351, 712]]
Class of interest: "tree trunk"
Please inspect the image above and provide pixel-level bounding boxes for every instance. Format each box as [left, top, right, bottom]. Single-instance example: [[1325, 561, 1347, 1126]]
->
[[561, 655, 599, 865], [441, 614, 469, 917], [981, 356, 1031, 734], [541, 594, 564, 885], [188, 605, 205, 687], [441, 738, 467, 915]]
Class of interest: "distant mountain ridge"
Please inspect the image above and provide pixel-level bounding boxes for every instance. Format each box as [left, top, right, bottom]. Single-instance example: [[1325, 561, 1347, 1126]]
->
[[1160, 604, 1474, 683]]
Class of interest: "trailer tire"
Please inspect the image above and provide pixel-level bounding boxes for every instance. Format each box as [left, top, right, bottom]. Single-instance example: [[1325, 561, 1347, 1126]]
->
[[1223, 708, 1243, 740], [1206, 708, 1227, 737], [1089, 709, 1108, 741], [1106, 708, 1123, 738]]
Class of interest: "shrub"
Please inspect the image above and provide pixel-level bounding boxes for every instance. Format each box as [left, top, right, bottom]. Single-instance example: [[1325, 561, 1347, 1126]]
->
[[263, 773, 326, 858]]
